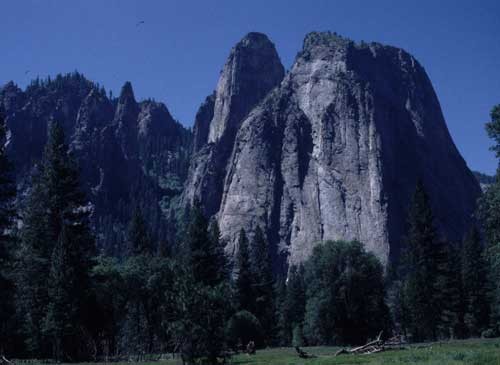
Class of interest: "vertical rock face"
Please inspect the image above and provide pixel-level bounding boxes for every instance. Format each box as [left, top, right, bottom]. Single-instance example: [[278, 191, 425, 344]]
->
[[0, 32, 482, 268], [0, 73, 192, 253], [70, 87, 114, 197], [183, 32, 285, 216], [192, 32, 481, 268], [192, 93, 215, 153], [114, 81, 140, 160], [208, 32, 285, 145]]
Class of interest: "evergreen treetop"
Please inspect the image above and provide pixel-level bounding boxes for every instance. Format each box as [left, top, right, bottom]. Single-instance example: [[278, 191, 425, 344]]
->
[[235, 229, 254, 313]]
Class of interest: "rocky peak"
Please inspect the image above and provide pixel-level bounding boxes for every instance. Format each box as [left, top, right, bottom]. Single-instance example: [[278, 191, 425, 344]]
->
[[119, 81, 135, 101], [115, 81, 138, 119], [1, 81, 25, 112], [71, 88, 113, 152], [137, 100, 175, 138], [183, 33, 286, 215], [114, 82, 140, 159], [192, 93, 215, 153], [212, 31, 481, 269], [207, 32, 285, 145], [299, 31, 353, 60]]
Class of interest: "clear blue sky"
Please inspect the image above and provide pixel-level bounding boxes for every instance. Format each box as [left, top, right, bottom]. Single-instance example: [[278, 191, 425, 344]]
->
[[1, 0, 499, 174]]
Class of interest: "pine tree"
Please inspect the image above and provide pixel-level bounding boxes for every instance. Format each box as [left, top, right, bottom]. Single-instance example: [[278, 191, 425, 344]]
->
[[127, 207, 153, 256], [479, 104, 500, 333], [169, 269, 230, 365], [185, 203, 228, 287], [401, 180, 441, 341], [434, 241, 462, 338], [17, 121, 95, 359], [90, 256, 125, 357], [274, 277, 288, 345], [462, 227, 490, 336], [486, 105, 500, 160], [250, 226, 275, 343], [0, 110, 17, 355], [17, 169, 52, 356], [43, 227, 79, 361], [235, 229, 254, 313], [170, 203, 231, 364], [280, 265, 306, 345], [0, 109, 15, 257], [121, 208, 154, 355], [207, 220, 229, 286], [450, 242, 468, 339], [185, 203, 209, 282]]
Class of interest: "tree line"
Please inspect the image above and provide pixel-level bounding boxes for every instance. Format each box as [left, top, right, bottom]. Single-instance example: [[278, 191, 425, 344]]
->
[[0, 104, 499, 363]]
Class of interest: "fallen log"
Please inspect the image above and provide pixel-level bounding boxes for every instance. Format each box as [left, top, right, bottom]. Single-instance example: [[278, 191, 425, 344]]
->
[[1, 356, 13, 365], [335, 331, 410, 356], [347, 331, 384, 354], [361, 347, 384, 355], [334, 348, 349, 356]]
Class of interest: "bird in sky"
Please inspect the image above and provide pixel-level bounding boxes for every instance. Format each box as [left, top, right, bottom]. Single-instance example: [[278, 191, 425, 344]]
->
[[24, 70, 30, 75], [136, 20, 145, 27]]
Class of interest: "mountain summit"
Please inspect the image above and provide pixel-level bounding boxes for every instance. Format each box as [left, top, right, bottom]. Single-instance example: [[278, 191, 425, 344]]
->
[[185, 31, 481, 268], [0, 32, 480, 269]]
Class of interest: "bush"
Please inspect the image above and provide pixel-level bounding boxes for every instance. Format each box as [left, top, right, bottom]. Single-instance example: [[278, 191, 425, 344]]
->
[[226, 310, 264, 349]]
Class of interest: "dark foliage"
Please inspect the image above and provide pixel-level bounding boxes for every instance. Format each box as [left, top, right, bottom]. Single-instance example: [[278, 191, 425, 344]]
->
[[303, 241, 390, 346], [0, 110, 17, 355]]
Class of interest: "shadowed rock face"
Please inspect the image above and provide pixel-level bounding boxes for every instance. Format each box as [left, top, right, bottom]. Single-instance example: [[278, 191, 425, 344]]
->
[[0, 74, 191, 253], [189, 32, 481, 269]]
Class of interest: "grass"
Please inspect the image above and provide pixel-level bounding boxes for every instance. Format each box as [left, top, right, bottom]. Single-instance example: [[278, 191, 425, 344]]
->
[[13, 338, 500, 365], [229, 338, 500, 365]]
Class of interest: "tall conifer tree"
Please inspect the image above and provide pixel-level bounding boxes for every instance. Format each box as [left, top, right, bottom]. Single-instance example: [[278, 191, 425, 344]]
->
[[185, 203, 228, 287], [0, 110, 17, 355], [462, 227, 490, 335], [127, 207, 153, 256], [250, 226, 275, 342], [235, 229, 254, 313], [401, 180, 441, 341], [18, 121, 95, 360], [44, 227, 79, 361], [480, 104, 500, 332]]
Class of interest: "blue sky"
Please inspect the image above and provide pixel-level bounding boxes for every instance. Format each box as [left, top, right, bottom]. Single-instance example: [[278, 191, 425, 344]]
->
[[1, 0, 499, 174]]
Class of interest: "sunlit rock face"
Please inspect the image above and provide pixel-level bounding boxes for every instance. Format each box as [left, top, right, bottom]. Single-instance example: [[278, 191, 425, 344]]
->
[[183, 32, 285, 216], [189, 32, 481, 269], [1, 32, 481, 268]]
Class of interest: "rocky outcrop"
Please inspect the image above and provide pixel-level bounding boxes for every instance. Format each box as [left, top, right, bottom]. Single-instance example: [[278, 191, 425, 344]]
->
[[0, 73, 191, 253], [1, 32, 482, 268], [192, 93, 215, 153], [183, 32, 285, 216], [207, 32, 285, 145], [189, 32, 481, 268]]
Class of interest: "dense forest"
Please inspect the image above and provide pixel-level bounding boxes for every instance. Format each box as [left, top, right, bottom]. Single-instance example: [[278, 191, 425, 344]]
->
[[0, 104, 499, 364]]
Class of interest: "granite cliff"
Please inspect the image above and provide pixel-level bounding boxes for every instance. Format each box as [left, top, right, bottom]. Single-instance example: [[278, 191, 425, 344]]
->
[[1, 32, 481, 268], [185, 32, 481, 268]]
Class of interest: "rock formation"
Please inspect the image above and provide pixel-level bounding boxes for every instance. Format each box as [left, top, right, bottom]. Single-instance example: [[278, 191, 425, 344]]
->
[[0, 73, 191, 253], [1, 32, 482, 269], [187, 32, 481, 268], [183, 32, 285, 216]]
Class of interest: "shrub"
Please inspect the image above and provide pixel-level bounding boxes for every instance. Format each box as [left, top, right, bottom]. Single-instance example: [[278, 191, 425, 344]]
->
[[226, 310, 264, 349]]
